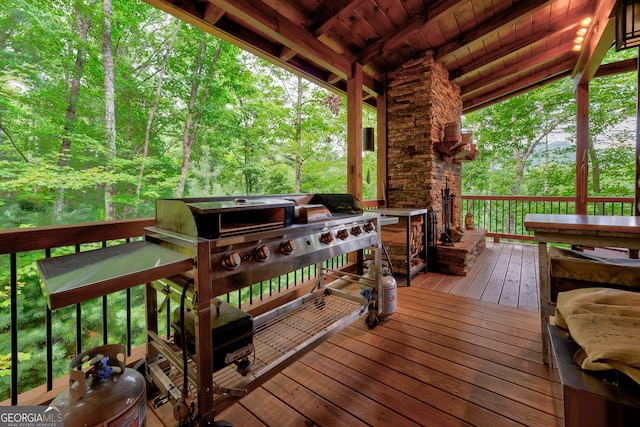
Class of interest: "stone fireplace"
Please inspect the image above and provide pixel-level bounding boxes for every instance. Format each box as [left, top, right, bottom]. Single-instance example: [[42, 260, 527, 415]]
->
[[386, 50, 463, 229], [385, 51, 485, 276]]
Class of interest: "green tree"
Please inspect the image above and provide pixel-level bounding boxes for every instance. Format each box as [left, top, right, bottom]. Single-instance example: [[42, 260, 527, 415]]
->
[[464, 79, 576, 196]]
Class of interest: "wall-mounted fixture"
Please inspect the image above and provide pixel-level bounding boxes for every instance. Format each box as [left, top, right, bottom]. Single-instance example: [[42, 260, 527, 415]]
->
[[615, 0, 640, 51], [363, 127, 375, 151]]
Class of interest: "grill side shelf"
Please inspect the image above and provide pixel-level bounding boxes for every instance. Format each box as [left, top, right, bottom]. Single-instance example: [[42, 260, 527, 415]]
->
[[37, 240, 193, 310]]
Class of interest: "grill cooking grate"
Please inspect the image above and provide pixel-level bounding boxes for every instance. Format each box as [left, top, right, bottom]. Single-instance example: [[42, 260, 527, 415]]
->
[[166, 291, 363, 395]]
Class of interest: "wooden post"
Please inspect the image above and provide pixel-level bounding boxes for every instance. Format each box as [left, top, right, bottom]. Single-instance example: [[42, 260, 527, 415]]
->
[[635, 50, 640, 217], [632, 51, 640, 259], [576, 83, 589, 215], [347, 62, 363, 201], [377, 73, 387, 204]]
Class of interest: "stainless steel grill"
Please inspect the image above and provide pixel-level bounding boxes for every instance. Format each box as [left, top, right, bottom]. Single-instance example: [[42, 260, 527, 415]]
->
[[38, 194, 382, 426], [144, 194, 381, 425], [38, 194, 382, 425]]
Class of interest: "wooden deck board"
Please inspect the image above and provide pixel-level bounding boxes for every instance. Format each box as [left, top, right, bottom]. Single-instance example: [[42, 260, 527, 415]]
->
[[361, 315, 561, 397], [149, 242, 563, 426], [499, 243, 523, 307], [448, 240, 494, 296], [285, 357, 423, 426], [340, 323, 561, 420], [519, 243, 540, 311], [481, 243, 513, 304]]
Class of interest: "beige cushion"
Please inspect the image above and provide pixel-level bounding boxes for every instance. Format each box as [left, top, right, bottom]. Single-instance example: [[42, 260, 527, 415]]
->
[[555, 287, 640, 384]]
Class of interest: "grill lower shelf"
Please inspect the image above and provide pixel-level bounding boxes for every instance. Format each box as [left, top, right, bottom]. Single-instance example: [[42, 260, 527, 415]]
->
[[158, 287, 365, 404], [216, 288, 364, 390]]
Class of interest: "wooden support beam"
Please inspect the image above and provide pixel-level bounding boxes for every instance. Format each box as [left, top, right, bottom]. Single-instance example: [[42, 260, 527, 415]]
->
[[377, 73, 387, 203], [576, 83, 589, 215], [347, 63, 363, 201], [636, 52, 640, 217]]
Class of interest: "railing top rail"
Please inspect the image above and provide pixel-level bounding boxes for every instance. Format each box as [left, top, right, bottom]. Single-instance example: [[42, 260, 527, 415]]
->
[[0, 217, 155, 255], [462, 195, 635, 203]]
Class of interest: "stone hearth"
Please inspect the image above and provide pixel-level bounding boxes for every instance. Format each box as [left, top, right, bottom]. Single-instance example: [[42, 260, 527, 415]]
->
[[433, 228, 487, 276]]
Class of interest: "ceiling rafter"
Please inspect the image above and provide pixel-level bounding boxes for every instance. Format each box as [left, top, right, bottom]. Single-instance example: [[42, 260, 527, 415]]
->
[[355, 0, 467, 64], [572, 0, 617, 87], [206, 0, 352, 81], [203, 3, 226, 25], [463, 60, 574, 112], [459, 40, 577, 98], [435, 0, 554, 64], [308, 0, 362, 35], [450, 16, 583, 82], [259, 0, 310, 28]]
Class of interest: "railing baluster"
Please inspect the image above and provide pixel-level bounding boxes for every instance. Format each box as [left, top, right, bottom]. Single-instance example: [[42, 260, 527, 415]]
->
[[102, 242, 108, 346], [45, 248, 53, 392], [459, 195, 633, 242], [74, 244, 82, 356], [46, 306, 52, 390], [102, 296, 108, 346], [10, 253, 18, 405], [126, 288, 132, 356], [166, 297, 171, 340], [75, 303, 82, 356]]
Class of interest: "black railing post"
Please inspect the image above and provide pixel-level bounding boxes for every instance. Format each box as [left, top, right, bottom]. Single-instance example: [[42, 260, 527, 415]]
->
[[10, 253, 18, 405], [45, 248, 53, 392]]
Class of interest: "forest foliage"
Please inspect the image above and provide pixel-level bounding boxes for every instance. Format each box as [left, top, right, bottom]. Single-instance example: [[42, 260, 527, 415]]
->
[[463, 47, 639, 197], [1, 0, 377, 230], [1, 0, 639, 402]]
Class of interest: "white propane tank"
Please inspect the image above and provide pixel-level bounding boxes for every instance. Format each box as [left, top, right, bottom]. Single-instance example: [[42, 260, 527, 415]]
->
[[51, 344, 146, 427], [379, 271, 397, 321]]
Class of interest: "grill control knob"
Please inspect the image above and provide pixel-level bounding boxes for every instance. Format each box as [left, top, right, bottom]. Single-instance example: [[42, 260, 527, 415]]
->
[[320, 231, 334, 244], [351, 226, 362, 236], [363, 222, 375, 233], [222, 252, 241, 270], [254, 245, 270, 262], [280, 240, 295, 255], [336, 229, 349, 240]]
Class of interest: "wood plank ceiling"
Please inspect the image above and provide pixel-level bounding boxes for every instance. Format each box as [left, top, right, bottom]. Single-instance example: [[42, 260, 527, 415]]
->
[[146, 0, 618, 114]]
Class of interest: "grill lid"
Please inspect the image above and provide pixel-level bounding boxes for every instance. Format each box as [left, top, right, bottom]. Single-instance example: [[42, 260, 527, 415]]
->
[[155, 198, 295, 238]]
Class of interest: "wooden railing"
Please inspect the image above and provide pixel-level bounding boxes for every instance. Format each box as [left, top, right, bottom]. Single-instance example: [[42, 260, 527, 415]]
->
[[462, 195, 636, 242], [2, 195, 634, 405], [0, 217, 348, 405]]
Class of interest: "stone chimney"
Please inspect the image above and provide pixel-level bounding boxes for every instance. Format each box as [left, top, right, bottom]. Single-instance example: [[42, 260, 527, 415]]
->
[[386, 50, 463, 229]]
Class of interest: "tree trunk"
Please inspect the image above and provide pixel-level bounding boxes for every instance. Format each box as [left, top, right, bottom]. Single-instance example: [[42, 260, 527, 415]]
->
[[544, 134, 549, 195], [512, 148, 524, 195], [294, 76, 303, 193], [102, 0, 117, 220], [176, 40, 220, 197], [136, 20, 181, 210], [52, 3, 93, 222], [589, 135, 601, 194]]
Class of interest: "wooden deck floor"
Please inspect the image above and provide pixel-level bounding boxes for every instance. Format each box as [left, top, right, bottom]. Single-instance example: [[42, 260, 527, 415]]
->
[[147, 242, 562, 426], [409, 241, 541, 312]]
